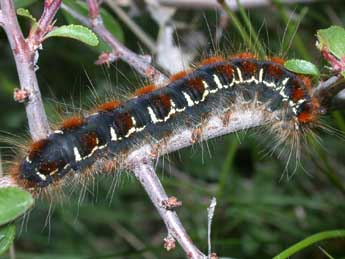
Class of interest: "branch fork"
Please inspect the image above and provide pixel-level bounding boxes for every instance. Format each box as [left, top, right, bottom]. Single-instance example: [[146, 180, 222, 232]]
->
[[61, 1, 168, 85], [28, 0, 61, 52]]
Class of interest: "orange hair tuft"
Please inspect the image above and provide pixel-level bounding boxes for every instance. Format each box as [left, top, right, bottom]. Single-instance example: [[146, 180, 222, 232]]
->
[[62, 117, 84, 130], [200, 56, 225, 66], [133, 85, 157, 96], [97, 100, 121, 111], [230, 52, 256, 59]]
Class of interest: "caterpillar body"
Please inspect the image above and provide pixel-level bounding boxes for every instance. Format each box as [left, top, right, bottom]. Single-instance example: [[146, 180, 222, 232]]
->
[[11, 54, 319, 194]]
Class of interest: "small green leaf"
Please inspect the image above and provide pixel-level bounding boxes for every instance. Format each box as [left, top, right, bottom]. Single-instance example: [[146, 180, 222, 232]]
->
[[16, 8, 37, 24], [44, 25, 99, 46], [0, 187, 34, 226], [0, 224, 16, 255], [317, 26, 345, 59], [284, 59, 320, 77]]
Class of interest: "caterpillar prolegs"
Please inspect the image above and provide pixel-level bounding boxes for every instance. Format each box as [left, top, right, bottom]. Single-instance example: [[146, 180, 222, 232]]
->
[[10, 54, 320, 195]]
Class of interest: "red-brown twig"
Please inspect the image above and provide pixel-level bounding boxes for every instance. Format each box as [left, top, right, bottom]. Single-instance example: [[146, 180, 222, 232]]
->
[[61, 2, 168, 85], [0, 0, 55, 140], [313, 75, 345, 110], [28, 0, 62, 51], [0, 10, 4, 27], [87, 0, 100, 21], [130, 157, 206, 259]]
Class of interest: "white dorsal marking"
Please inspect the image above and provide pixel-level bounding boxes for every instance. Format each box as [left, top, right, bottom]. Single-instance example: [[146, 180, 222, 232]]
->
[[73, 147, 82, 162], [110, 127, 117, 141], [182, 91, 194, 107], [259, 68, 264, 82]]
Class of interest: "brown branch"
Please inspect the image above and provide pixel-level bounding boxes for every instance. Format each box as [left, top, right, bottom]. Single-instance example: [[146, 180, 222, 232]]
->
[[0, 10, 4, 27], [104, 0, 156, 53], [313, 75, 345, 111], [0, 0, 51, 140], [60, 2, 168, 85], [0, 176, 18, 188], [28, 0, 62, 50], [87, 0, 99, 21], [129, 157, 207, 259]]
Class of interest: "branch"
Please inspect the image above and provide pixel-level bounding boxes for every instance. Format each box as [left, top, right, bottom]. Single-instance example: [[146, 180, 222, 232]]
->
[[104, 0, 156, 53], [60, 2, 168, 85], [0, 0, 50, 140], [130, 157, 206, 259], [87, 0, 99, 21], [28, 0, 62, 50], [313, 75, 345, 111], [0, 176, 18, 188], [0, 10, 4, 27]]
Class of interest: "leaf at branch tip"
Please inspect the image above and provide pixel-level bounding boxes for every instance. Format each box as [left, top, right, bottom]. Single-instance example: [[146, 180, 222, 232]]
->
[[316, 26, 345, 59], [0, 224, 16, 255], [44, 25, 99, 46], [16, 8, 37, 24], [0, 187, 34, 226], [284, 59, 320, 77]]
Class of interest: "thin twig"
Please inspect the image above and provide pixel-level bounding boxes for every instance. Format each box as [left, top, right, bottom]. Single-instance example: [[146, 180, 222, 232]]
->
[[105, 0, 156, 53], [0, 176, 18, 188], [87, 0, 99, 20], [0, 106, 267, 258], [207, 198, 217, 257], [129, 156, 207, 259], [9, 244, 16, 259], [61, 2, 168, 85], [313, 75, 345, 110], [0, 10, 4, 27], [28, 0, 62, 50], [0, 0, 51, 140]]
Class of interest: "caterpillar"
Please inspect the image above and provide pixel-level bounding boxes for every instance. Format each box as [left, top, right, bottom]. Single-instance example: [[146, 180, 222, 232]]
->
[[9, 53, 320, 195]]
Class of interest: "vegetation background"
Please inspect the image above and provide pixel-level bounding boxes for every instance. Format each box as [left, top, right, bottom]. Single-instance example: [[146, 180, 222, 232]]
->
[[0, 0, 345, 258]]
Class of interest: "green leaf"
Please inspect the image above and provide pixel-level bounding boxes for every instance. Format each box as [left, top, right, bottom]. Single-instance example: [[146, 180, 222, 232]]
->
[[317, 26, 345, 59], [0, 187, 34, 226], [44, 25, 99, 46], [284, 59, 320, 77], [61, 0, 124, 53], [16, 8, 37, 24], [273, 229, 345, 259], [14, 0, 38, 8], [0, 224, 16, 255]]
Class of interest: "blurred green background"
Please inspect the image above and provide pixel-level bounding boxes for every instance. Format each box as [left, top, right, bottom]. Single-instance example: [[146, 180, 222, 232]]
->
[[1, 0, 345, 258]]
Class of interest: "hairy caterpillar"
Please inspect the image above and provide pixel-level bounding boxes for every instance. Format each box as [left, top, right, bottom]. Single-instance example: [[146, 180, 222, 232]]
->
[[9, 53, 320, 195]]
